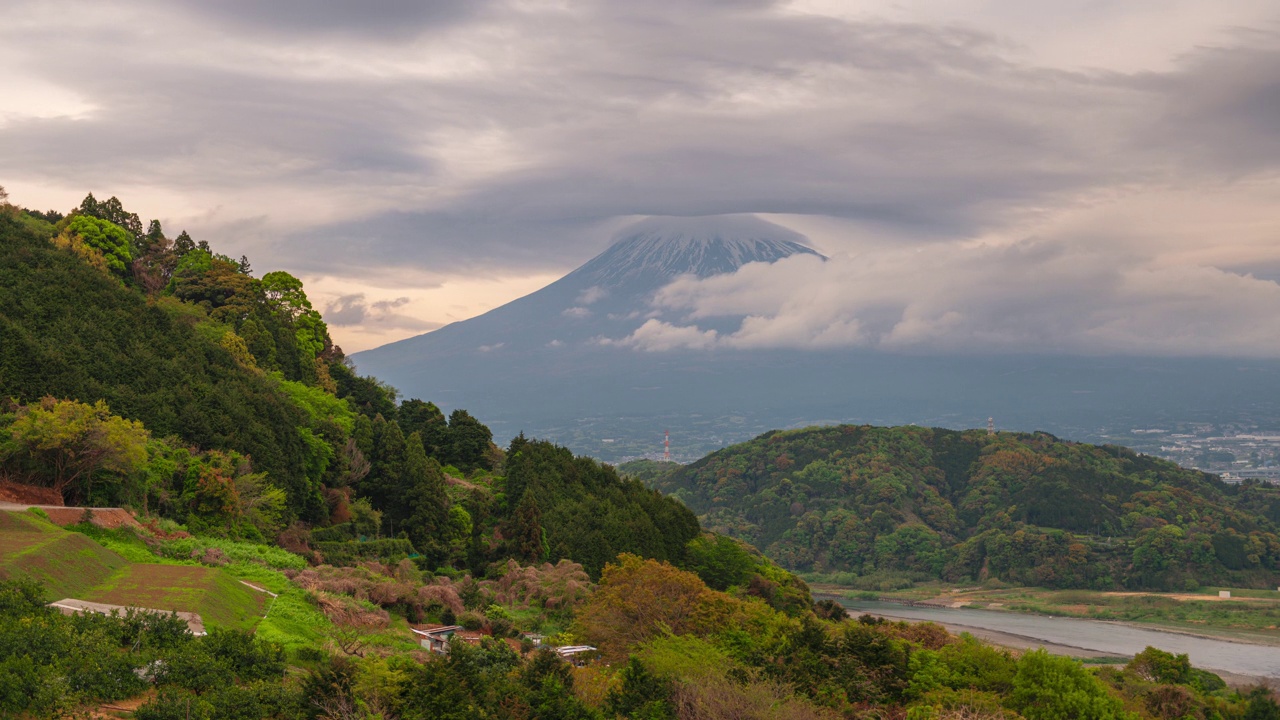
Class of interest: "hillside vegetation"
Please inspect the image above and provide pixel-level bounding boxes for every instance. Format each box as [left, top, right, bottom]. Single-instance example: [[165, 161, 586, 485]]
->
[[4, 191, 1279, 719], [0, 194, 701, 581], [642, 425, 1280, 590]]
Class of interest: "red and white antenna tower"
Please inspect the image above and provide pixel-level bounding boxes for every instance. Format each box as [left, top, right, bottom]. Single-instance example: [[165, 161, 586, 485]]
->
[[664, 430, 670, 462]]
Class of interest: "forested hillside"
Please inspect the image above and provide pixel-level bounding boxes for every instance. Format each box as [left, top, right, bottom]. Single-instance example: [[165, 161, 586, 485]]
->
[[0, 193, 699, 578], [643, 425, 1280, 590], [0, 203, 320, 517]]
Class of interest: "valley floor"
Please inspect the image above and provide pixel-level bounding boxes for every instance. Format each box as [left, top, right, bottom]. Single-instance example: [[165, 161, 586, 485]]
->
[[813, 582, 1280, 644], [853, 607, 1280, 691]]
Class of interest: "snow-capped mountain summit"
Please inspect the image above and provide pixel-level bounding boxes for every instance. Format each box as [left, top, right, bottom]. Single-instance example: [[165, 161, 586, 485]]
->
[[569, 215, 821, 289], [352, 215, 822, 368]]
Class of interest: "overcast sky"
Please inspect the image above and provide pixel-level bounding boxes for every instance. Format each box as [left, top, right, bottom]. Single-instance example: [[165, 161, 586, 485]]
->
[[2, 0, 1279, 353]]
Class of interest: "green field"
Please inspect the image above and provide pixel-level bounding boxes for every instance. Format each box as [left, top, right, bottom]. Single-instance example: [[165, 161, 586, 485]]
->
[[0, 510, 127, 599], [0, 510, 266, 631]]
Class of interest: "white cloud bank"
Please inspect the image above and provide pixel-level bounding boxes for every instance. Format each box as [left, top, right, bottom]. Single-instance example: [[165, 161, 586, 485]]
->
[[616, 210, 1280, 357]]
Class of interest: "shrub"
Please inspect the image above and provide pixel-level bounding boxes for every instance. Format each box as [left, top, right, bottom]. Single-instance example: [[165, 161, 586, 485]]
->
[[1010, 650, 1136, 720]]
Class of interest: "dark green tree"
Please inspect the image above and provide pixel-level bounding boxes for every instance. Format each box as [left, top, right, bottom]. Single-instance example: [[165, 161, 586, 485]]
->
[[403, 432, 450, 563], [145, 219, 165, 246], [1244, 687, 1280, 720], [357, 415, 406, 530], [173, 230, 195, 256], [508, 491, 547, 564], [447, 409, 493, 472], [329, 361, 397, 419], [684, 534, 756, 591], [399, 399, 449, 457], [605, 658, 675, 720]]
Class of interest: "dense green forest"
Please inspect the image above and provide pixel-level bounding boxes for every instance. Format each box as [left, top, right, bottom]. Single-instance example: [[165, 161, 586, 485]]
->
[[0, 193, 701, 579], [634, 425, 1280, 590]]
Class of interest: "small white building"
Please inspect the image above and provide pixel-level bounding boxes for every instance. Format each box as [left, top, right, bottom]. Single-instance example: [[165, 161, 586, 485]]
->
[[554, 645, 598, 666], [411, 625, 463, 654]]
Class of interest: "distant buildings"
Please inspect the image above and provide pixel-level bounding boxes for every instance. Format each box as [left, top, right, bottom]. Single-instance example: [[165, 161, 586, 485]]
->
[[411, 624, 596, 664]]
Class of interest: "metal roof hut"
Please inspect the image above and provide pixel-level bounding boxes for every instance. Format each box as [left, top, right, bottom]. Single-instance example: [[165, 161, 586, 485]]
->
[[554, 645, 599, 667]]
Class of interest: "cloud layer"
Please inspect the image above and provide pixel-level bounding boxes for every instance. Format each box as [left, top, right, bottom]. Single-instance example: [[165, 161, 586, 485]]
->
[[1, 0, 1279, 353], [617, 228, 1280, 356]]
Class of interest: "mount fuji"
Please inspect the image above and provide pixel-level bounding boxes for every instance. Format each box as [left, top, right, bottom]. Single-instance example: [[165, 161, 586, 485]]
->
[[351, 216, 1280, 462], [356, 215, 822, 362]]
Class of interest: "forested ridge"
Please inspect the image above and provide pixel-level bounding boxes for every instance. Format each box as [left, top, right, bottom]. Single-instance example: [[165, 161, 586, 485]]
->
[[0, 192, 700, 578], [638, 425, 1280, 590]]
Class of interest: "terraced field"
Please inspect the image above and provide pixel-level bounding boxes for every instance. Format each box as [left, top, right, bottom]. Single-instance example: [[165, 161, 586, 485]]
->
[[0, 510, 266, 631], [0, 510, 126, 598], [87, 564, 266, 629]]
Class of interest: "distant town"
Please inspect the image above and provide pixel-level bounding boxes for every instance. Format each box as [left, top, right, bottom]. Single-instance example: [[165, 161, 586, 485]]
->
[[1100, 424, 1280, 483]]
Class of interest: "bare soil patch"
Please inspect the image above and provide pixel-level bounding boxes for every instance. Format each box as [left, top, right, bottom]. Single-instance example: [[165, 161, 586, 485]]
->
[[90, 689, 155, 718], [0, 481, 62, 505], [40, 507, 146, 531]]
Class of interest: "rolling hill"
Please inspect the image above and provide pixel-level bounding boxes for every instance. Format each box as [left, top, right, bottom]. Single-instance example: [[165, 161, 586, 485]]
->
[[634, 425, 1280, 590]]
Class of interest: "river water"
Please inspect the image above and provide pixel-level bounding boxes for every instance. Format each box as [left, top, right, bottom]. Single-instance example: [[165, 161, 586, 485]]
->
[[837, 600, 1280, 679]]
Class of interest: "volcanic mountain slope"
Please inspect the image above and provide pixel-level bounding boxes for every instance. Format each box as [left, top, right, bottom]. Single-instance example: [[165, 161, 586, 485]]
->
[[351, 216, 840, 427], [356, 215, 822, 366]]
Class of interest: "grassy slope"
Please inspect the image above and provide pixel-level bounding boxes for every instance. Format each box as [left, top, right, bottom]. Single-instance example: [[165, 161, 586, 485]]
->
[[0, 511, 126, 599], [70, 524, 331, 652], [0, 511, 267, 631], [85, 564, 266, 630]]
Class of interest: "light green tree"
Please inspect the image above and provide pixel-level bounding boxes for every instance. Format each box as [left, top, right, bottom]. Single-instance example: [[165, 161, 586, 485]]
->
[[1010, 650, 1136, 720], [63, 215, 133, 276], [261, 270, 312, 319], [1, 397, 149, 501]]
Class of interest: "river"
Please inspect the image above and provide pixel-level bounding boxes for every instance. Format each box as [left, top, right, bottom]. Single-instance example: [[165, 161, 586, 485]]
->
[[836, 600, 1280, 679]]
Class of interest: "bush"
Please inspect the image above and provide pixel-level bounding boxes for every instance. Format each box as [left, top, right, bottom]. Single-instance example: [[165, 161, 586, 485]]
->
[[158, 537, 306, 570], [1011, 650, 1135, 720], [312, 539, 415, 566]]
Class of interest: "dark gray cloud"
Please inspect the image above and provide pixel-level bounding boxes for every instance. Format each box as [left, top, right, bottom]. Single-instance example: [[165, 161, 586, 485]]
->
[[325, 293, 441, 331], [158, 0, 491, 39], [1137, 39, 1280, 174]]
